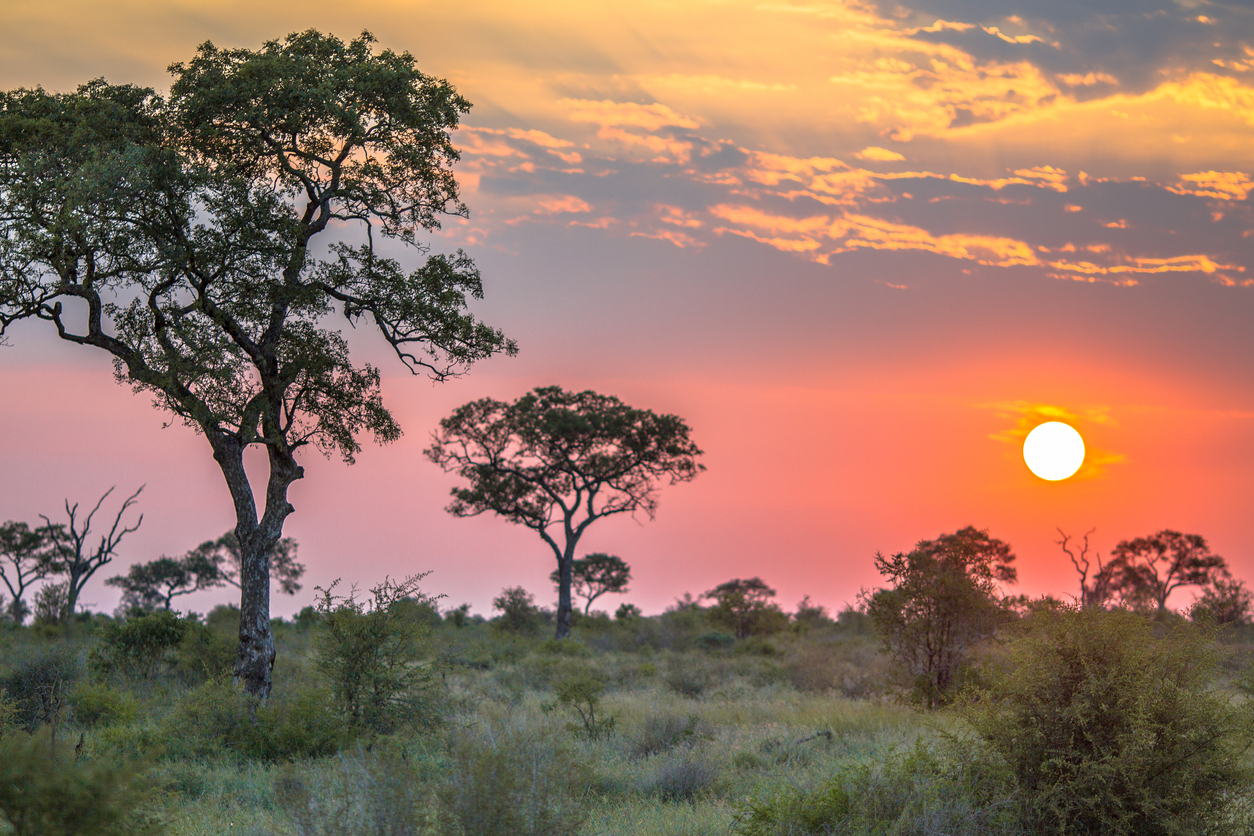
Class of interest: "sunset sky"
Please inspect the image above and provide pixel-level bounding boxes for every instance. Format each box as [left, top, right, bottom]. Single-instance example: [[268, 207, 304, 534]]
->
[[2, 0, 1253, 619]]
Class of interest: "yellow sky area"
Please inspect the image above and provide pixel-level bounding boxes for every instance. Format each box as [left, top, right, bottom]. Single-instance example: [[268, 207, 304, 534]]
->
[[7, 0, 1253, 178], [985, 401, 1125, 480]]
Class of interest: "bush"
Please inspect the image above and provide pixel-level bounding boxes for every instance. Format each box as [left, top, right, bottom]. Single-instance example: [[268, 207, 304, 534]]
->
[[163, 677, 346, 762], [549, 671, 615, 740], [439, 724, 589, 836], [492, 586, 541, 634], [962, 607, 1254, 836], [2, 645, 81, 731], [173, 617, 236, 683], [276, 749, 431, 836], [90, 610, 187, 680], [694, 631, 734, 651], [0, 728, 162, 836], [644, 756, 720, 802], [70, 681, 139, 728], [314, 574, 443, 735]]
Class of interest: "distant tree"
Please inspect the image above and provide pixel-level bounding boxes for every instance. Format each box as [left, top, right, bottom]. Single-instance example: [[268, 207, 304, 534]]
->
[[0, 31, 514, 697], [106, 549, 225, 612], [39, 487, 144, 623], [1107, 530, 1227, 614], [1057, 527, 1115, 608], [614, 602, 641, 621], [194, 532, 305, 596], [792, 595, 831, 632], [0, 521, 57, 623], [704, 577, 786, 639], [549, 553, 632, 615], [427, 386, 703, 639], [1191, 573, 1253, 626], [865, 526, 1016, 707], [492, 586, 540, 634]]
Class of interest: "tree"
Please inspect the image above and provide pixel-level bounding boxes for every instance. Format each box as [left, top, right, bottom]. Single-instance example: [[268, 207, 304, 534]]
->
[[194, 531, 305, 596], [865, 526, 1016, 707], [0, 521, 57, 623], [704, 577, 786, 639], [492, 586, 541, 634], [105, 549, 225, 612], [0, 31, 513, 696], [39, 486, 144, 623], [548, 553, 631, 615], [1107, 530, 1227, 613], [1190, 573, 1253, 626], [1057, 527, 1116, 609], [426, 386, 703, 639]]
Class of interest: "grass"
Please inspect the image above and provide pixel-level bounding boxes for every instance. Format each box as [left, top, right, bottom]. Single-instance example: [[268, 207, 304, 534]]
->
[[2, 607, 1251, 835]]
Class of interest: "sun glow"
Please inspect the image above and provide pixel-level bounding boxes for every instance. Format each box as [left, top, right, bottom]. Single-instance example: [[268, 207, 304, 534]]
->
[[1023, 421, 1085, 480]]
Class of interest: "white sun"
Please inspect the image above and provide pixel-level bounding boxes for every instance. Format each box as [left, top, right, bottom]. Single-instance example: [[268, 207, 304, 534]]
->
[[1023, 421, 1085, 481]]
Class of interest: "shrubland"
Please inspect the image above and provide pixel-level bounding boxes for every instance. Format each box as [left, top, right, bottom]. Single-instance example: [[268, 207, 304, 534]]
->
[[0, 572, 1251, 836]]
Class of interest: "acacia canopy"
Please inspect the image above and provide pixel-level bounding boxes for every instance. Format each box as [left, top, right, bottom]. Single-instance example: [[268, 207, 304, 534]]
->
[[0, 30, 514, 696], [426, 386, 703, 639]]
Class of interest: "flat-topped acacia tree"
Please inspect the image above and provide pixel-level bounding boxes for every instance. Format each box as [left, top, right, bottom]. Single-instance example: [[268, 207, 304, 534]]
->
[[426, 386, 703, 639], [0, 30, 514, 697]]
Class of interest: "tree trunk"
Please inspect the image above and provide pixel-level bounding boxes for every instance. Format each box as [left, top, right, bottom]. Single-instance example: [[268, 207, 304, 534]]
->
[[209, 431, 302, 699], [555, 547, 575, 640]]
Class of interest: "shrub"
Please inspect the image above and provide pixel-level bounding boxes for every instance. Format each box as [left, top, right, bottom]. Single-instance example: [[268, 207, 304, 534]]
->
[[173, 617, 236, 683], [694, 631, 734, 651], [615, 602, 641, 620], [704, 578, 787, 638], [733, 740, 1018, 836], [90, 610, 187, 680], [549, 671, 615, 740], [644, 756, 720, 802], [2, 645, 81, 731], [314, 574, 443, 735], [0, 728, 162, 836], [631, 713, 710, 759], [276, 749, 431, 836], [163, 677, 346, 762], [439, 724, 589, 836], [962, 607, 1254, 836], [492, 586, 541, 634], [70, 681, 139, 727]]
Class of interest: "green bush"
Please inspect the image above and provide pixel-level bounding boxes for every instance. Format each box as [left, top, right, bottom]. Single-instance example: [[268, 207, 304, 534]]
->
[[174, 618, 237, 683], [962, 607, 1254, 836], [694, 631, 734, 651], [492, 586, 541, 634], [70, 681, 139, 727], [439, 724, 589, 836], [163, 677, 346, 762], [2, 645, 81, 731], [0, 729, 162, 836], [549, 671, 615, 740], [314, 574, 443, 735], [90, 610, 186, 680]]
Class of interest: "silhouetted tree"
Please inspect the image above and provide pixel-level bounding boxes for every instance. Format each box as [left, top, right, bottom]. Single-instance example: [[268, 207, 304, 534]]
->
[[40, 486, 144, 623], [0, 31, 514, 696], [0, 521, 57, 623], [866, 526, 1016, 707], [106, 549, 225, 611], [427, 386, 703, 639], [1191, 573, 1253, 625], [1058, 527, 1115, 608], [549, 553, 632, 615], [704, 577, 786, 638], [194, 531, 305, 596], [1107, 530, 1227, 614]]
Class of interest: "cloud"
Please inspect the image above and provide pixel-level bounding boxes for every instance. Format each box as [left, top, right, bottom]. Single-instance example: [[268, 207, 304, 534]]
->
[[856, 146, 907, 161], [560, 98, 701, 131], [1168, 170, 1254, 200]]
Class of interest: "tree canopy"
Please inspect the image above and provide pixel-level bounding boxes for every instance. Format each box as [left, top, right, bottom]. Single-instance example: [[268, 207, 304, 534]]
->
[[426, 386, 703, 639], [0, 30, 513, 696], [549, 553, 632, 615]]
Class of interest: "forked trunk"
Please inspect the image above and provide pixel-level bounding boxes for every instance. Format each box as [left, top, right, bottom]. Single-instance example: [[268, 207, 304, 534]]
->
[[209, 431, 301, 699]]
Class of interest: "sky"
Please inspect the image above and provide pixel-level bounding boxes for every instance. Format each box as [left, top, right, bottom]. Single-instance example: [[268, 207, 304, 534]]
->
[[2, 0, 1253, 619]]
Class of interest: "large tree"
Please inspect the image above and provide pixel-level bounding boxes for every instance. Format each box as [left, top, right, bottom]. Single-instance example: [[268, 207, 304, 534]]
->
[[426, 386, 703, 639], [1106, 529, 1227, 614], [0, 31, 513, 696]]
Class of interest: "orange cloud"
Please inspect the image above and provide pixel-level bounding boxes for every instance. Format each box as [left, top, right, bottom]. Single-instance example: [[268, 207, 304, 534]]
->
[[1168, 170, 1254, 200], [856, 146, 906, 161], [561, 98, 700, 131]]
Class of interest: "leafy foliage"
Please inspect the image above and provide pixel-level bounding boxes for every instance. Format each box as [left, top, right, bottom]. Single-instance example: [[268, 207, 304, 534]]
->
[[492, 586, 541, 634], [1105, 529, 1228, 612], [313, 574, 443, 734], [704, 577, 788, 639], [549, 552, 632, 615], [865, 526, 1016, 707], [90, 610, 188, 680], [963, 607, 1254, 835], [0, 521, 57, 623], [427, 386, 702, 638], [548, 670, 616, 740]]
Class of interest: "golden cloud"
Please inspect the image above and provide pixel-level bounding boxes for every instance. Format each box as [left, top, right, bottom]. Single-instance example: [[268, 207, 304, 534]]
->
[[856, 146, 906, 161], [561, 98, 700, 131], [1168, 170, 1254, 200]]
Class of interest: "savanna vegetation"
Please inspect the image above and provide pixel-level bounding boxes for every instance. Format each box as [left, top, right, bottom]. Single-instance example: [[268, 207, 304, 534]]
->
[[4, 25, 1254, 836]]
